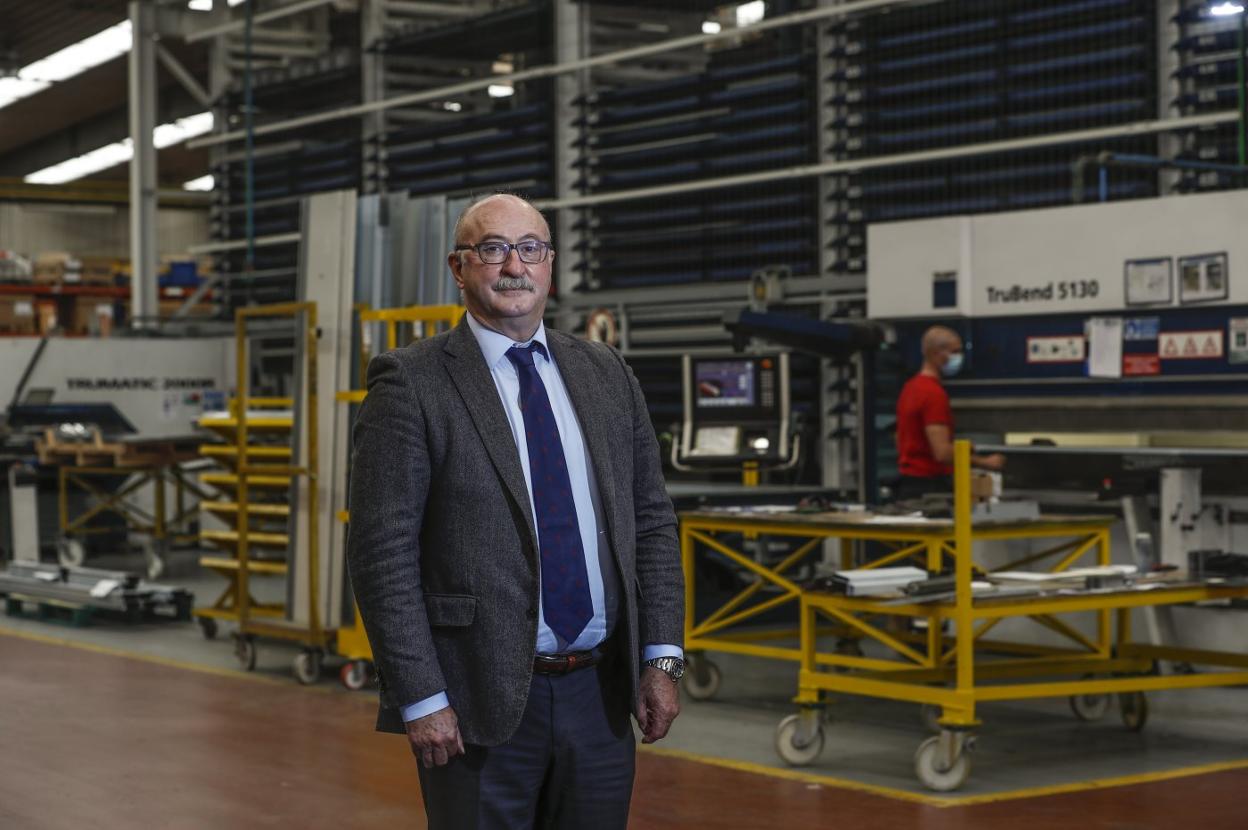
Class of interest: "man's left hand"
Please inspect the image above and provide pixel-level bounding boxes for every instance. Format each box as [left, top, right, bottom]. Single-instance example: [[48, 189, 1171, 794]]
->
[[636, 666, 680, 744]]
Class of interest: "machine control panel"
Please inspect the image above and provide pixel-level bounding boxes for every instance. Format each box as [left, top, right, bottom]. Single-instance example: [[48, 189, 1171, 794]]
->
[[679, 353, 790, 464]]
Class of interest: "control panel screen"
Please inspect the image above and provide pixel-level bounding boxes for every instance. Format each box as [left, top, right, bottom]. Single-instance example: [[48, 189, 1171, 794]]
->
[[695, 360, 756, 408]]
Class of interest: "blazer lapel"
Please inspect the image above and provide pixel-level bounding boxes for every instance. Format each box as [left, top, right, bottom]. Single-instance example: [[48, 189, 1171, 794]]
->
[[443, 320, 538, 552], [547, 333, 621, 544]]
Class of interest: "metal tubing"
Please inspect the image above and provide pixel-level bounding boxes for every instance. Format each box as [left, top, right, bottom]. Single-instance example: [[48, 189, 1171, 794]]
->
[[156, 45, 212, 108], [952, 440, 975, 722]]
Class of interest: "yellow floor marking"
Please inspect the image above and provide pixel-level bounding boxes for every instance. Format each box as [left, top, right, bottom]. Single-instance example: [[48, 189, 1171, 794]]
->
[[7, 625, 1248, 807]]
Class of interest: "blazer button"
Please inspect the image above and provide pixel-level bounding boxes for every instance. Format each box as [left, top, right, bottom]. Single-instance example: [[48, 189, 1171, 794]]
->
[[526, 607, 537, 620]]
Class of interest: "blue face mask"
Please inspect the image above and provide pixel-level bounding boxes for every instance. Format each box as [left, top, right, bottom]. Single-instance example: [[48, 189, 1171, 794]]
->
[[942, 352, 964, 377]]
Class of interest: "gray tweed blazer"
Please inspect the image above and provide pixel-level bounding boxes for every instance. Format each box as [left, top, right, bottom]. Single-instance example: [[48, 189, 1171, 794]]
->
[[346, 318, 684, 746]]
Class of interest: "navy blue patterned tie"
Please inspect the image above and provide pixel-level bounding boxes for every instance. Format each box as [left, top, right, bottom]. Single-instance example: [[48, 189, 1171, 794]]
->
[[505, 343, 593, 645]]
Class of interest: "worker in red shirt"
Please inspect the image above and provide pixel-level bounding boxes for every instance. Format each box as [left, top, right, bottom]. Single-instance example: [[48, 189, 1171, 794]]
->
[[895, 326, 1004, 500]]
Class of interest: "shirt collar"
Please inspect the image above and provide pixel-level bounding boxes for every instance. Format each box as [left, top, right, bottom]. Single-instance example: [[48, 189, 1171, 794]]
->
[[465, 312, 549, 369]]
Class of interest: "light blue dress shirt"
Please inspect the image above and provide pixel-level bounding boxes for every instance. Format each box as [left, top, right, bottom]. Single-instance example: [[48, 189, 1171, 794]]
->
[[401, 314, 680, 723]]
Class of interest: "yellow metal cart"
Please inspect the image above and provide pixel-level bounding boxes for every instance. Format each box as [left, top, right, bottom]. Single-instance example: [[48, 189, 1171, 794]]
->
[[682, 440, 1248, 791]]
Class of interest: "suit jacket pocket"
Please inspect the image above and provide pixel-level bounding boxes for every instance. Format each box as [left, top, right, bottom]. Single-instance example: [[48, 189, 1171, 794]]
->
[[425, 593, 476, 627]]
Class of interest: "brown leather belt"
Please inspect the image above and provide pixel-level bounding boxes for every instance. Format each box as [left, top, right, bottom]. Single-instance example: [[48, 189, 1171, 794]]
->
[[533, 648, 603, 675]]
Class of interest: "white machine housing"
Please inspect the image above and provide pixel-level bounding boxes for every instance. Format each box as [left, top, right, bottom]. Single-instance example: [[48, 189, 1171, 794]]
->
[[868, 190, 1248, 319]]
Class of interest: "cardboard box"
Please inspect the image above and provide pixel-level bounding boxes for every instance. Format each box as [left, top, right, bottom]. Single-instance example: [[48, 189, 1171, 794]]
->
[[33, 252, 81, 285], [68, 297, 116, 336], [78, 256, 118, 286], [35, 299, 59, 333], [0, 294, 37, 334]]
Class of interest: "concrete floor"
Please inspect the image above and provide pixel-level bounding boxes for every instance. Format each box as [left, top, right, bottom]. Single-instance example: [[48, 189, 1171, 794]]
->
[[6, 551, 1248, 814]]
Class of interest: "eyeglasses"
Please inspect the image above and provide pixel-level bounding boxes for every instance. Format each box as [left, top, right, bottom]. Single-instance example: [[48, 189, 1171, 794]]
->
[[456, 239, 553, 264]]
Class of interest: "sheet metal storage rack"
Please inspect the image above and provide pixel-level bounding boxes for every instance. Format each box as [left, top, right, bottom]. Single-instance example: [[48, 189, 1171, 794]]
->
[[210, 50, 361, 318], [333, 303, 465, 691], [195, 302, 329, 683], [822, 0, 1161, 278], [372, 2, 555, 199], [572, 34, 819, 292], [681, 441, 1248, 791], [1171, 1, 1248, 193]]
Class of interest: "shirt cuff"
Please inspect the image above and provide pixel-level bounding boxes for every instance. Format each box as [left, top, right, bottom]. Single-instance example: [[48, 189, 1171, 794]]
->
[[642, 644, 684, 662], [400, 691, 450, 723]]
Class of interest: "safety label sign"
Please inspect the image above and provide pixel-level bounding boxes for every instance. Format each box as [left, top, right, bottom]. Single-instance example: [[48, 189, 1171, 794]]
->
[[1158, 330, 1223, 360], [1026, 335, 1085, 363]]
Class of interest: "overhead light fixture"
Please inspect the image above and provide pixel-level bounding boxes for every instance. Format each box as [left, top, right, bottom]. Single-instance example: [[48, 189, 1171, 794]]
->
[[487, 84, 515, 98], [442, 101, 463, 112], [187, 0, 248, 10], [736, 1, 766, 27], [702, 21, 722, 35], [1211, 1, 1246, 13], [24, 112, 215, 185], [0, 21, 132, 110], [183, 174, 215, 191]]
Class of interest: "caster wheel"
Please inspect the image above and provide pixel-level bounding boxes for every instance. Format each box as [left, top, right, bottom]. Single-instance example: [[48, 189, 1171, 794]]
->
[[682, 655, 721, 701], [340, 660, 370, 691], [774, 713, 825, 766], [198, 617, 219, 640], [1120, 692, 1148, 732], [294, 650, 322, 685], [57, 538, 85, 568], [1070, 684, 1111, 721], [914, 734, 972, 792], [233, 634, 257, 671], [920, 704, 943, 733]]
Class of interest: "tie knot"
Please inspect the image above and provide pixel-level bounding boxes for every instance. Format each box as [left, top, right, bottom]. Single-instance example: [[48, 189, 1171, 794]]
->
[[506, 343, 544, 370]]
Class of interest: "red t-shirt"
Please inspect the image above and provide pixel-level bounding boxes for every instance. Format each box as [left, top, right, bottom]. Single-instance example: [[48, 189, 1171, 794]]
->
[[896, 374, 953, 478]]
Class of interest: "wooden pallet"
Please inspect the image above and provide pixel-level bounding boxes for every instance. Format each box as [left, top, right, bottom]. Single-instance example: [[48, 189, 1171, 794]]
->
[[36, 427, 201, 468]]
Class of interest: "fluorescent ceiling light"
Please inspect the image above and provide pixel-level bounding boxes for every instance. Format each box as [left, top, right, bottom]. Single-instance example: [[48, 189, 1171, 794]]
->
[[487, 84, 515, 98], [702, 21, 722, 34], [25, 112, 215, 185], [188, 0, 247, 10], [442, 101, 463, 112], [1210, 2, 1245, 14], [183, 174, 215, 191], [0, 21, 132, 110], [736, 1, 766, 27]]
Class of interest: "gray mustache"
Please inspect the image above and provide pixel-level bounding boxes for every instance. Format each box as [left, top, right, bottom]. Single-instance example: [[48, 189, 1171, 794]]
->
[[493, 277, 535, 292]]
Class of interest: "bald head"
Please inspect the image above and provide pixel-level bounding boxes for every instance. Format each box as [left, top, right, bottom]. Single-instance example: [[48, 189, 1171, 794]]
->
[[921, 326, 961, 360], [453, 193, 550, 249]]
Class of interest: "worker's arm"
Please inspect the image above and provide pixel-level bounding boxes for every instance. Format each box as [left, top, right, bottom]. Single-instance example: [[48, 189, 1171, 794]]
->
[[923, 423, 1005, 471]]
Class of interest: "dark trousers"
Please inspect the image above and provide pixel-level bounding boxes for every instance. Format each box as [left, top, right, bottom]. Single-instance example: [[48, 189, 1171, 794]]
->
[[895, 474, 952, 501], [417, 660, 635, 830]]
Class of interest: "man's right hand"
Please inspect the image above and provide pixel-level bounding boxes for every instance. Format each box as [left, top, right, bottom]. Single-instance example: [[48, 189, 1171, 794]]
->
[[405, 707, 465, 768], [976, 453, 1006, 471]]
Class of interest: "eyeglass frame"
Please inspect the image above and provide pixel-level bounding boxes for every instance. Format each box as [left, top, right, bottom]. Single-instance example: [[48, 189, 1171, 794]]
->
[[454, 239, 554, 265]]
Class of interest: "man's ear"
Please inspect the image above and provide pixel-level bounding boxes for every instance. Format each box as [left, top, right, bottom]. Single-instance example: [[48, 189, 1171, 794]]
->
[[447, 252, 464, 288]]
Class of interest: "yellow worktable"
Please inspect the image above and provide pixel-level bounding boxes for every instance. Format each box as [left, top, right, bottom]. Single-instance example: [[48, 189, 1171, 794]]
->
[[681, 441, 1248, 791]]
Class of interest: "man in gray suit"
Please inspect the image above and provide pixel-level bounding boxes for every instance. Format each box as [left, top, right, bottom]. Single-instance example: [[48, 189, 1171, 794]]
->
[[347, 193, 685, 828]]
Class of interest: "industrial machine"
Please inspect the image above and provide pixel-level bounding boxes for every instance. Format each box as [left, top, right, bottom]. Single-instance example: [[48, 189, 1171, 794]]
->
[[675, 352, 794, 473], [867, 188, 1248, 660]]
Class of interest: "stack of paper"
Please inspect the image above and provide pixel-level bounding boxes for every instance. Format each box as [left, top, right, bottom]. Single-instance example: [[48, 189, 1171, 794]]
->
[[831, 566, 928, 596]]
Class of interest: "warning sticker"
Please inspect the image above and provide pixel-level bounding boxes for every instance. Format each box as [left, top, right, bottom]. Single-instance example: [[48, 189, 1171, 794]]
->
[[1026, 335, 1086, 363], [1158, 330, 1223, 360], [1122, 354, 1160, 376]]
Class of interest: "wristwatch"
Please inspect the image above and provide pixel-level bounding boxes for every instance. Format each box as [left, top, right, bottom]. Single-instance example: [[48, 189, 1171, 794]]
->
[[644, 655, 687, 682]]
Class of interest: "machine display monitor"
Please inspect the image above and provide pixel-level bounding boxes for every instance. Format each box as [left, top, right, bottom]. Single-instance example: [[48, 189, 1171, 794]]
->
[[695, 360, 756, 408]]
